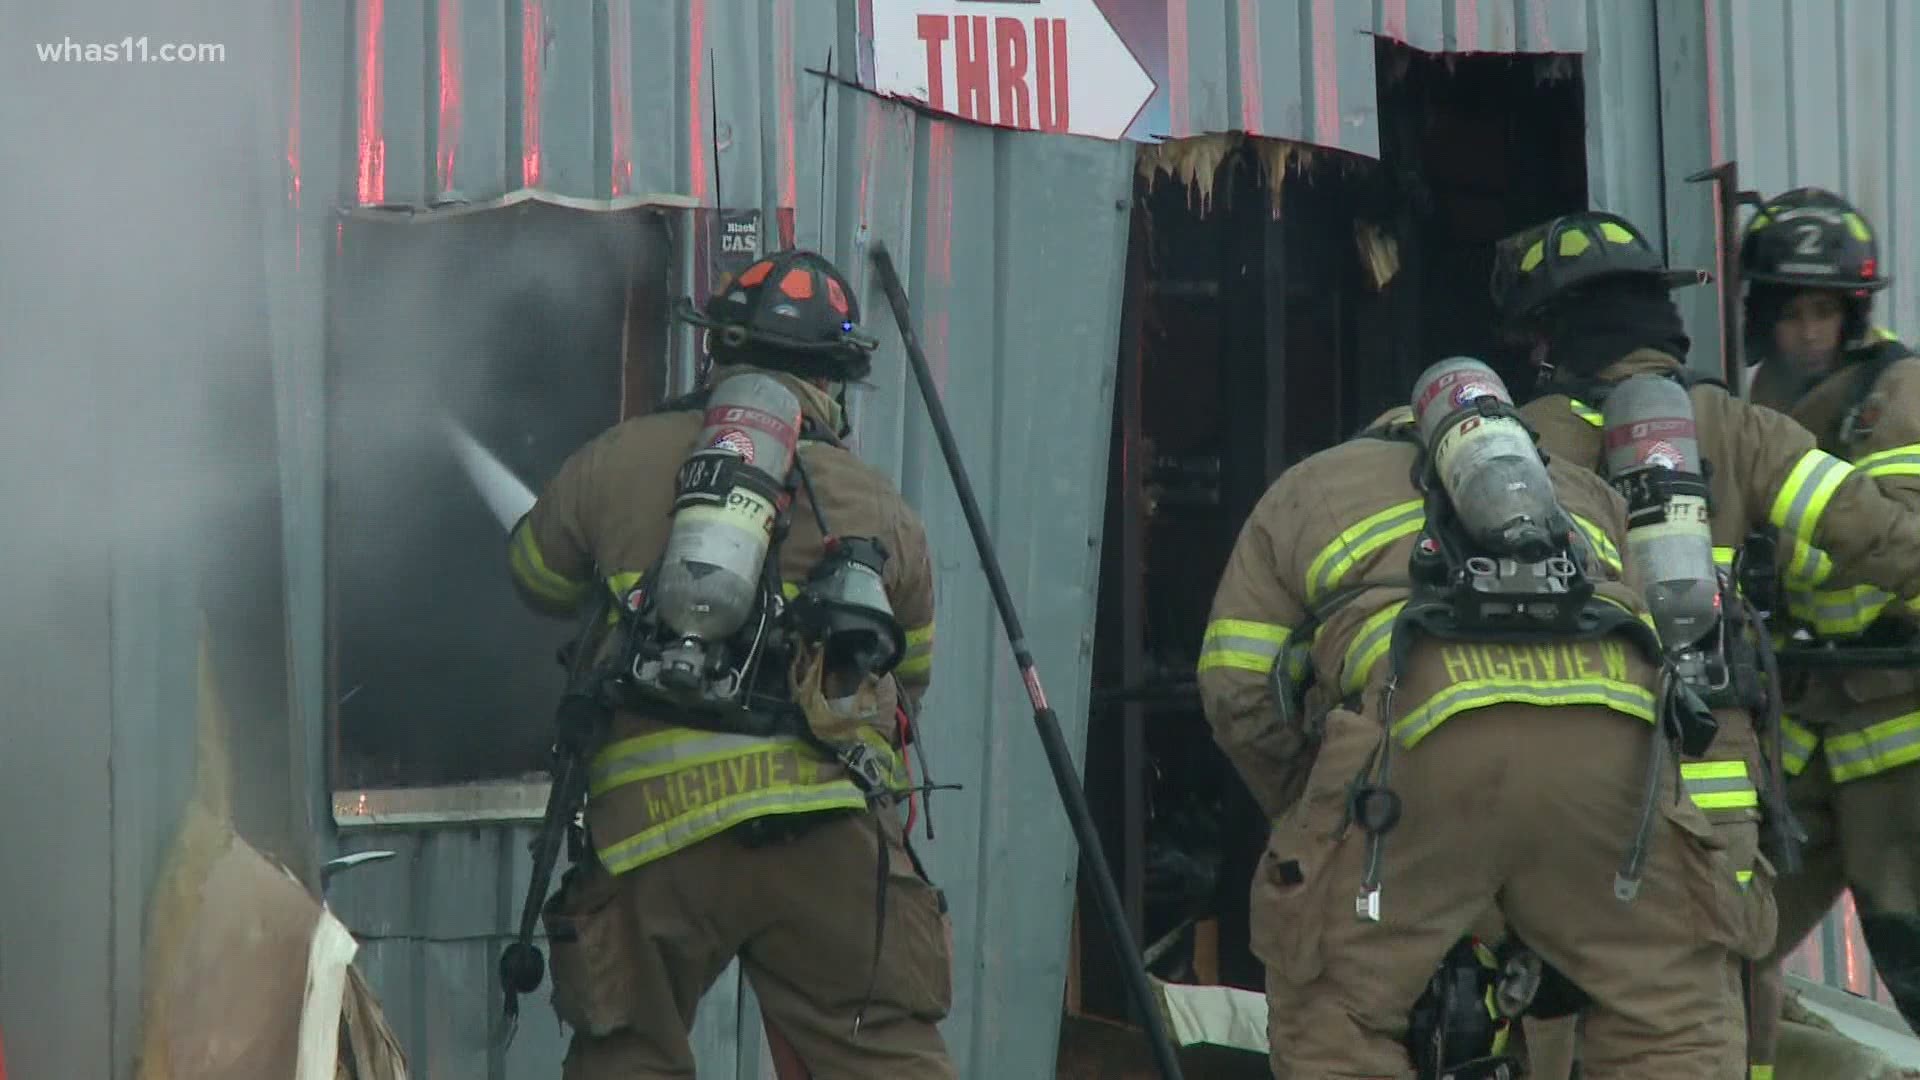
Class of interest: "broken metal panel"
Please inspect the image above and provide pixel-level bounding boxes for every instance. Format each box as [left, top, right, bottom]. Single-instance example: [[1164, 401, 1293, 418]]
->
[[1375, 0, 1591, 53], [866, 115, 1136, 1076], [1163, 0, 1595, 156]]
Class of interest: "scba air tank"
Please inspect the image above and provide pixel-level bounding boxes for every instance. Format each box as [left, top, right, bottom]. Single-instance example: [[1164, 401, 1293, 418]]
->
[[1411, 357, 1563, 561], [1602, 374, 1720, 652], [653, 374, 802, 644]]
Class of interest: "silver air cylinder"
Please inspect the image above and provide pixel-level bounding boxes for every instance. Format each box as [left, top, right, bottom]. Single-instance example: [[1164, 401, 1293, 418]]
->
[[1602, 374, 1720, 652], [653, 374, 802, 645], [1411, 357, 1563, 561]]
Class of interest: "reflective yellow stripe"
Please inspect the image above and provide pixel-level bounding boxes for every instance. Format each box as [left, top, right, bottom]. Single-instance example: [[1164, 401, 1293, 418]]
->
[[1199, 618, 1293, 675], [897, 622, 934, 679], [1781, 714, 1818, 776], [1825, 709, 1920, 782], [1306, 499, 1425, 601], [1570, 514, 1623, 574], [1786, 582, 1892, 638], [1393, 679, 1658, 748], [1738, 868, 1756, 889], [509, 519, 591, 607], [1779, 534, 1835, 590], [588, 728, 875, 873], [1712, 545, 1735, 572], [590, 729, 816, 793], [1856, 443, 1920, 477], [1340, 602, 1404, 695], [1770, 450, 1853, 559], [1680, 759, 1759, 811], [599, 784, 868, 874], [1751, 1065, 1776, 1080], [1303, 498, 1615, 605], [1569, 399, 1603, 427]]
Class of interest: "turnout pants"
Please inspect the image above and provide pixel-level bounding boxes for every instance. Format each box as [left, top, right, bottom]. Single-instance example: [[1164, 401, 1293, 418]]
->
[[1255, 704, 1767, 1080], [1522, 717, 1769, 1079], [549, 809, 955, 1080], [1751, 753, 1920, 1072]]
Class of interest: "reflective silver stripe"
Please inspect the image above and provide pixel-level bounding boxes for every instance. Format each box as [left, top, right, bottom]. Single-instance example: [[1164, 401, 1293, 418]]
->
[[1198, 619, 1292, 675], [1340, 602, 1403, 695], [590, 731, 812, 794], [1781, 716, 1818, 776], [597, 785, 868, 874], [1307, 500, 1425, 601], [1570, 514, 1622, 573], [1771, 451, 1851, 540], [1856, 445, 1920, 476], [1679, 762, 1758, 810], [1789, 584, 1892, 636], [1826, 712, 1920, 783], [1393, 679, 1657, 748]]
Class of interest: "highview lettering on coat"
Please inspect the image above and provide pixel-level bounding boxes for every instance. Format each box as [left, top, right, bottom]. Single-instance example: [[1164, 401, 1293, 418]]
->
[[868, 0, 1155, 141]]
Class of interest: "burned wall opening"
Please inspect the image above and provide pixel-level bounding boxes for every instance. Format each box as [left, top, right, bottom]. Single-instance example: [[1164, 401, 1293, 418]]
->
[[1072, 41, 1590, 1029], [326, 204, 669, 792]]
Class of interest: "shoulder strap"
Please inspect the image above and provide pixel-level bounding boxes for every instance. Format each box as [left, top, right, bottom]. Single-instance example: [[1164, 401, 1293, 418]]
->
[[1837, 338, 1916, 447]]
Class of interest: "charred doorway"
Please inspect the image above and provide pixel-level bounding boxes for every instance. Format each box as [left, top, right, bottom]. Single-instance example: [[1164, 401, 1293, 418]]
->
[[1070, 42, 1589, 1030]]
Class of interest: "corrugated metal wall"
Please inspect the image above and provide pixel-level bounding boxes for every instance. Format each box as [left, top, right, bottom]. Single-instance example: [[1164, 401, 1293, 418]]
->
[[303, 0, 1920, 1076], [1155, 0, 1595, 156], [322, 1, 1134, 1077], [1699, 0, 1920, 1008], [1706, 0, 1920, 350], [0, 2, 324, 1077]]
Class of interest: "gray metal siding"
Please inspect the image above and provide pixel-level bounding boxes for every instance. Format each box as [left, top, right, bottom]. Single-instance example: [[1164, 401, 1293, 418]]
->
[[0, 2, 314, 1076], [332, 825, 771, 1077], [314, 0, 1920, 1074], [1708, 0, 1920, 345], [326, 1, 1132, 1076], [1162, 0, 1598, 157], [1581, 0, 1666, 252], [1703, 0, 1920, 1008]]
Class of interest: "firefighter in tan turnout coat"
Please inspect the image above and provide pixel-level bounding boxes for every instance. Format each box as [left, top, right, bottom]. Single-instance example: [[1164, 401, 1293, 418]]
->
[[507, 249, 951, 1079], [1488, 208, 1920, 1079], [1199, 361, 1765, 1079]]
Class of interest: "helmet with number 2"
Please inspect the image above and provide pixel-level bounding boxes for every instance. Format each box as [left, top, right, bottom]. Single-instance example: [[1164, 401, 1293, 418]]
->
[[1740, 187, 1890, 296]]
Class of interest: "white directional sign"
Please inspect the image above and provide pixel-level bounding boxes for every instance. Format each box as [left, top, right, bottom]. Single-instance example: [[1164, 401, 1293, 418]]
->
[[870, 0, 1157, 141]]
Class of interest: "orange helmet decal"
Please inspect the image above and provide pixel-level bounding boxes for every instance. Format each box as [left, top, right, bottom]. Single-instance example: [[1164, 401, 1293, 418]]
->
[[778, 267, 815, 300]]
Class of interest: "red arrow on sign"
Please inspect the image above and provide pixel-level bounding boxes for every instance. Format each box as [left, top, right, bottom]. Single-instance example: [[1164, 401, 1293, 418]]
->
[[869, 0, 1156, 141]]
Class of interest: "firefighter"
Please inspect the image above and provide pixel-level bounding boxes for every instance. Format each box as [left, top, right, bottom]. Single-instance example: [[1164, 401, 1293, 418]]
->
[[1199, 364, 1761, 1078], [1739, 188, 1920, 1070], [1492, 207, 1920, 1079], [506, 249, 952, 1079]]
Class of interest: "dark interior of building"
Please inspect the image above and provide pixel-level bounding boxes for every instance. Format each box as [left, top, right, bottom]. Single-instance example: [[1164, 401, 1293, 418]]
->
[[327, 204, 667, 791], [1072, 40, 1591, 1025]]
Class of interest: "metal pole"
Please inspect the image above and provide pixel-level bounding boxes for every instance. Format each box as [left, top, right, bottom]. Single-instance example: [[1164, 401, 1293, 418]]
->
[[867, 242, 1186, 1080]]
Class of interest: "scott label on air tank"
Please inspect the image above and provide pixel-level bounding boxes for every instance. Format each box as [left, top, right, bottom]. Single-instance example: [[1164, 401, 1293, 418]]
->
[[653, 375, 803, 644], [1411, 357, 1565, 562]]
